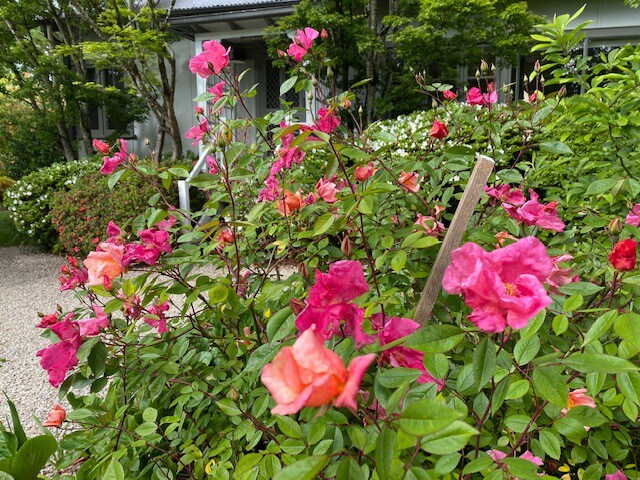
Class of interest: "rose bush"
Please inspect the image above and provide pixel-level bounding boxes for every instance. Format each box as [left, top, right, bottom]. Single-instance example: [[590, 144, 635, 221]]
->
[[32, 12, 640, 480]]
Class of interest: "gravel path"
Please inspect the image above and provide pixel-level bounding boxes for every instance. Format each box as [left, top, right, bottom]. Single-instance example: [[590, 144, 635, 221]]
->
[[0, 246, 78, 437]]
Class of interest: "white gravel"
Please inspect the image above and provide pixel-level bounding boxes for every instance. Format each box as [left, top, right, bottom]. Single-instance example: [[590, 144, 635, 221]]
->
[[0, 246, 78, 437]]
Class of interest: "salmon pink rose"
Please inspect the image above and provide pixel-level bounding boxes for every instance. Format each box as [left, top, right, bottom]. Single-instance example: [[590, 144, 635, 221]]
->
[[414, 214, 445, 237], [277, 190, 303, 216], [92, 139, 110, 155], [354, 162, 377, 181], [84, 242, 125, 287], [443, 89, 457, 100], [261, 329, 375, 414], [609, 239, 637, 271], [443, 237, 553, 332], [399, 171, 420, 192], [43, 404, 66, 427]]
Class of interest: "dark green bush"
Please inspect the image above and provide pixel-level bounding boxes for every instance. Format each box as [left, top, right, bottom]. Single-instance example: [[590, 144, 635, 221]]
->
[[50, 168, 178, 256]]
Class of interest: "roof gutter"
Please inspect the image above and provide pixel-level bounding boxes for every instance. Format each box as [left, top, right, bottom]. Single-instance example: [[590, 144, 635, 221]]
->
[[169, 3, 296, 24]]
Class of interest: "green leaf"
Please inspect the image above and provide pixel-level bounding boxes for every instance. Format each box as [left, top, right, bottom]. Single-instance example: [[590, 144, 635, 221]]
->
[[243, 344, 278, 373], [313, 213, 335, 236], [462, 455, 494, 474], [280, 76, 298, 96], [405, 325, 465, 353], [506, 379, 530, 400], [532, 366, 568, 407], [336, 457, 364, 480], [502, 458, 540, 480], [615, 313, 640, 351], [514, 335, 540, 366], [473, 338, 496, 391], [560, 353, 639, 373], [420, 421, 479, 455], [585, 178, 618, 195], [540, 141, 573, 155], [375, 427, 395, 479], [341, 147, 371, 162], [3, 398, 26, 448], [236, 453, 262, 475], [142, 408, 158, 423], [10, 435, 57, 480], [391, 250, 407, 272], [563, 294, 583, 313], [88, 341, 107, 378], [358, 196, 374, 215], [276, 416, 303, 439], [539, 429, 561, 460], [582, 310, 617, 347], [107, 168, 127, 190], [399, 398, 461, 437], [557, 282, 603, 296], [377, 368, 421, 388], [135, 422, 157, 437], [274, 455, 329, 480]]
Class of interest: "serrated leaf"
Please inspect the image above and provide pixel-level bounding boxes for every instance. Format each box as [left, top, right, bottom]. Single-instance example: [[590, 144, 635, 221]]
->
[[533, 366, 568, 407], [399, 399, 461, 437], [473, 338, 496, 391]]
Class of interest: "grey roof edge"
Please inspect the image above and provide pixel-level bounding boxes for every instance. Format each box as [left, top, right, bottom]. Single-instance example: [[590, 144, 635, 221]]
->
[[169, 2, 297, 24]]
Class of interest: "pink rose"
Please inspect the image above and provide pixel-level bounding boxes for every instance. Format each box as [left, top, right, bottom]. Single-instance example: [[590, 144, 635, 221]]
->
[[261, 329, 375, 414], [609, 238, 637, 271], [443, 237, 553, 332], [503, 189, 565, 232], [625, 204, 640, 226], [485, 184, 526, 205], [189, 40, 230, 78], [315, 176, 339, 203], [466, 83, 498, 106], [371, 315, 443, 388], [36, 318, 82, 387], [443, 89, 457, 101], [295, 260, 372, 347]]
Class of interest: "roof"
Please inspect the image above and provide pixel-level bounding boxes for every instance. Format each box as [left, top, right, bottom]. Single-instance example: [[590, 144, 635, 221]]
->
[[163, 0, 295, 12]]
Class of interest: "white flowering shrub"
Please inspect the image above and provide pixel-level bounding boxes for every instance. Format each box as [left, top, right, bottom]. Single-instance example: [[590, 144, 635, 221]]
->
[[3, 159, 98, 249]]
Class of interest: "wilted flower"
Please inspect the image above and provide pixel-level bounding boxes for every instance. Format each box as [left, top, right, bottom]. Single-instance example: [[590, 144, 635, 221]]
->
[[503, 189, 565, 232], [399, 171, 420, 192]]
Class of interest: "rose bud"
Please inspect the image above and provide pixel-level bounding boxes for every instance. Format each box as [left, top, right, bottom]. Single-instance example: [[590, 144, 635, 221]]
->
[[43, 404, 66, 428], [194, 106, 204, 115], [609, 217, 622, 235]]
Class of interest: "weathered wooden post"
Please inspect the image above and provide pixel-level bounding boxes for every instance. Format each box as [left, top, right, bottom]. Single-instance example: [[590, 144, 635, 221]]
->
[[413, 154, 495, 325]]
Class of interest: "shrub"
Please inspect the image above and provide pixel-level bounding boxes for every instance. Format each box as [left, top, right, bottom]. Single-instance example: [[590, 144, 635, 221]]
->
[[2, 159, 98, 249], [50, 169, 178, 256], [35, 17, 640, 480], [0, 176, 15, 202]]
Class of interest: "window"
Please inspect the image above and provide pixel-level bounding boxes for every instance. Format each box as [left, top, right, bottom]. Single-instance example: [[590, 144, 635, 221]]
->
[[265, 61, 302, 112], [87, 68, 134, 139]]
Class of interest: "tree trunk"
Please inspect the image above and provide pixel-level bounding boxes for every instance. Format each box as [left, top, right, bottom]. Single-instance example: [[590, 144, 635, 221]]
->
[[56, 121, 77, 161], [364, 0, 378, 126]]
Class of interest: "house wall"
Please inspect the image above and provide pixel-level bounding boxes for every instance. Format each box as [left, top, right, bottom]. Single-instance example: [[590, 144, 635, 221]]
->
[[530, 0, 640, 33], [130, 38, 200, 158]]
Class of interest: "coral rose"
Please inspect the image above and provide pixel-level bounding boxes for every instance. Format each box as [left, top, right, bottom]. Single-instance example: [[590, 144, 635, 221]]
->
[[277, 190, 303, 216], [609, 239, 637, 271], [84, 242, 125, 287], [354, 162, 377, 181], [399, 171, 420, 192], [43, 404, 66, 427], [261, 329, 375, 415]]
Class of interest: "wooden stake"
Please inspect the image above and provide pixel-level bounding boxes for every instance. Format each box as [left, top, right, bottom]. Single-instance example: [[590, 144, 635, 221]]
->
[[413, 154, 495, 325]]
